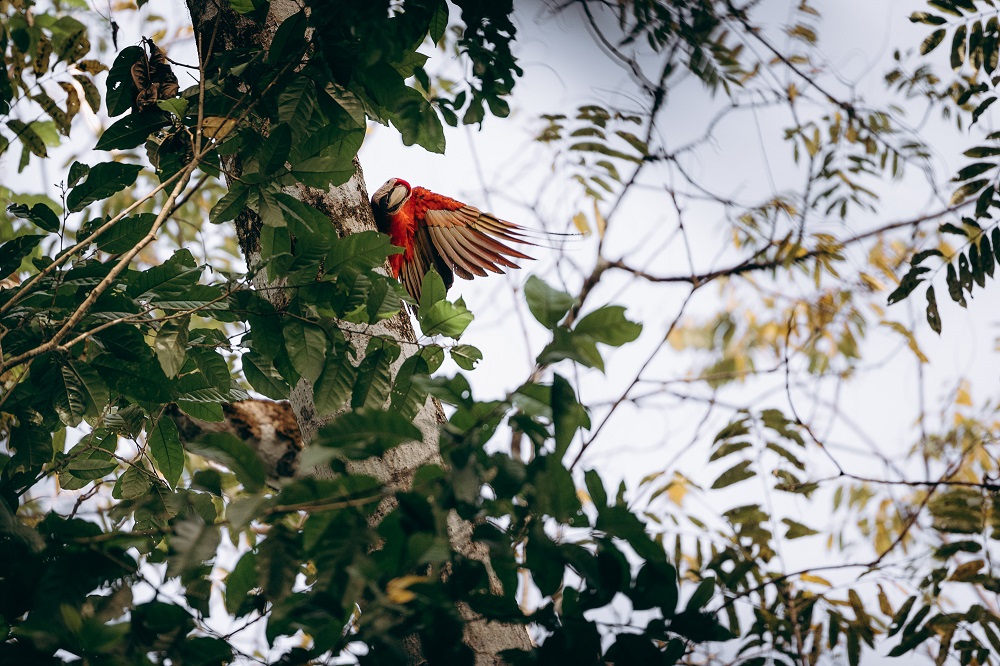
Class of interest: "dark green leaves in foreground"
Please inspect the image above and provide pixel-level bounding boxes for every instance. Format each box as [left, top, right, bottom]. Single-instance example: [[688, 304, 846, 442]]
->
[[66, 161, 143, 212], [418, 268, 474, 338], [303, 408, 422, 469]]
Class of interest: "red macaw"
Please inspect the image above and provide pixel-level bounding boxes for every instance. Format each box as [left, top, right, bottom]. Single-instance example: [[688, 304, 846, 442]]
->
[[370, 178, 536, 303]]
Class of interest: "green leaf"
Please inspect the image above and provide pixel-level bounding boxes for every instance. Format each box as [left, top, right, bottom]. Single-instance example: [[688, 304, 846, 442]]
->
[[167, 516, 221, 578], [326, 231, 400, 274], [946, 262, 967, 306], [921, 28, 946, 55], [959, 252, 974, 292], [259, 123, 291, 175], [61, 429, 118, 487], [114, 465, 152, 500], [185, 432, 266, 492], [711, 460, 754, 489], [177, 401, 224, 422], [352, 338, 396, 410], [95, 111, 169, 151], [887, 266, 929, 305], [74, 74, 101, 112], [7, 202, 60, 232], [552, 373, 590, 458], [314, 350, 357, 416], [910, 12, 947, 25], [67, 162, 143, 212], [242, 351, 290, 400], [951, 23, 967, 69], [8, 424, 54, 476], [685, 577, 716, 611], [450, 344, 482, 370], [278, 75, 316, 140], [976, 183, 996, 217], [191, 348, 231, 391], [950, 178, 988, 205], [971, 239, 987, 287], [257, 524, 298, 603], [981, 233, 995, 277], [210, 185, 249, 224], [888, 596, 917, 637], [228, 0, 269, 16], [782, 518, 819, 539], [972, 97, 996, 125], [415, 269, 474, 337], [429, 0, 449, 44], [54, 364, 89, 427], [524, 275, 575, 329], [50, 15, 89, 62], [273, 193, 331, 239], [155, 316, 190, 378], [68, 160, 90, 187], [312, 408, 422, 461], [570, 141, 642, 163], [290, 155, 355, 187], [268, 10, 307, 64], [148, 416, 184, 488], [66, 359, 109, 417], [528, 455, 582, 521], [127, 248, 200, 299], [226, 551, 258, 615], [987, 17, 1000, 73], [256, 189, 286, 228], [0, 235, 43, 278], [106, 46, 143, 116], [954, 162, 994, 181], [585, 468, 609, 508], [389, 352, 431, 420], [574, 305, 642, 346], [888, 627, 933, 657], [419, 266, 447, 310], [420, 295, 475, 338], [7, 119, 48, 158], [537, 327, 605, 371], [157, 97, 189, 118], [302, 126, 364, 165], [964, 145, 1000, 158], [390, 88, 446, 153], [281, 318, 327, 383], [95, 213, 156, 253]]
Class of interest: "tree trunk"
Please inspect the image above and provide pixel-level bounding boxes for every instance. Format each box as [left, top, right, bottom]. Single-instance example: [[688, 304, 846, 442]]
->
[[183, 1, 532, 662]]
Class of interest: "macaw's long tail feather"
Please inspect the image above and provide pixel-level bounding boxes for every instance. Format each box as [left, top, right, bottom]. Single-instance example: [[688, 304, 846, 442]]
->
[[465, 211, 585, 252], [482, 218, 585, 249]]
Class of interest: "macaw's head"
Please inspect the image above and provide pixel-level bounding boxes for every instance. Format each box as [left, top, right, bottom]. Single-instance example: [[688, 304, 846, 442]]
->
[[371, 178, 412, 234]]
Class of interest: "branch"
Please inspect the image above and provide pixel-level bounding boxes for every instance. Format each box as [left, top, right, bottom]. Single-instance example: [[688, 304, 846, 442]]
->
[[608, 204, 965, 286], [0, 160, 199, 375]]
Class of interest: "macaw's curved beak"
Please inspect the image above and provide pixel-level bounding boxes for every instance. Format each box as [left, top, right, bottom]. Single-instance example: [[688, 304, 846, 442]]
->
[[386, 183, 409, 212]]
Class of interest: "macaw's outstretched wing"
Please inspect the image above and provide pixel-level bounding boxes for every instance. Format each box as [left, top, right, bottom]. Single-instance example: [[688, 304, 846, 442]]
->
[[399, 223, 454, 305], [422, 205, 535, 283]]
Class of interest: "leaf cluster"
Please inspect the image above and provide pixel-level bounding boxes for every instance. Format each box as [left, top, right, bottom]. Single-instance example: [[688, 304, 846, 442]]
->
[[1, 2, 104, 170]]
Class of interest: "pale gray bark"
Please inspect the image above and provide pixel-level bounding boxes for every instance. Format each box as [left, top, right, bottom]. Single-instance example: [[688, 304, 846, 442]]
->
[[183, 1, 532, 662]]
